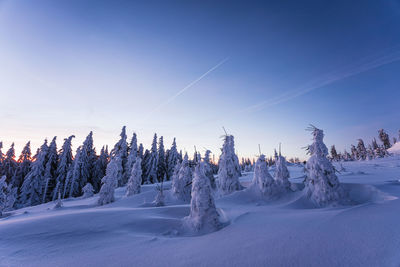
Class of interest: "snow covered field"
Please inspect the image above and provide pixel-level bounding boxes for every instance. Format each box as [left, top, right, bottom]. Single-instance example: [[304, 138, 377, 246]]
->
[[1, 157, 400, 267]]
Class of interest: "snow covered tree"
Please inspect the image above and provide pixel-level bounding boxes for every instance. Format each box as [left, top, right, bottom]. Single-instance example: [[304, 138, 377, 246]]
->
[[217, 135, 242, 195], [11, 141, 32, 189], [3, 143, 17, 183], [82, 183, 94, 198], [110, 126, 128, 186], [378, 129, 391, 150], [157, 136, 166, 181], [350, 145, 358, 160], [98, 157, 121, 205], [330, 145, 339, 161], [172, 153, 192, 202], [65, 146, 81, 198], [126, 133, 138, 182], [249, 155, 279, 196], [366, 145, 374, 160], [53, 136, 74, 201], [92, 146, 109, 192], [0, 142, 5, 176], [356, 139, 367, 160], [143, 134, 158, 184], [183, 162, 221, 233], [304, 126, 346, 207], [203, 150, 216, 189], [20, 139, 49, 207], [42, 137, 58, 203], [126, 158, 142, 196], [0, 176, 8, 216], [166, 138, 179, 180], [79, 132, 97, 191], [53, 190, 63, 209], [138, 143, 144, 160], [274, 152, 291, 191]]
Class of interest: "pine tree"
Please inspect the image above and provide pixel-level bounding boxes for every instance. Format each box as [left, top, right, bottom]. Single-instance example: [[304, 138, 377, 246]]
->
[[304, 126, 346, 207], [183, 162, 221, 233], [378, 129, 391, 149], [98, 157, 121, 205], [217, 135, 242, 195], [350, 145, 358, 160], [20, 139, 49, 207], [172, 153, 192, 202], [249, 155, 279, 196], [3, 143, 17, 183], [356, 139, 367, 160], [79, 132, 97, 191], [82, 183, 94, 198], [157, 136, 166, 181], [126, 158, 142, 196], [110, 126, 128, 186], [143, 134, 158, 184], [11, 141, 32, 189], [0, 142, 5, 177], [138, 143, 144, 160], [92, 146, 109, 192], [274, 151, 291, 191], [53, 136, 74, 201], [166, 138, 179, 180]]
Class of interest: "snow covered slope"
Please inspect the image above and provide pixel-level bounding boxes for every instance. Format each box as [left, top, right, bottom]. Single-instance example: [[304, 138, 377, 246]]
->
[[1, 157, 400, 267]]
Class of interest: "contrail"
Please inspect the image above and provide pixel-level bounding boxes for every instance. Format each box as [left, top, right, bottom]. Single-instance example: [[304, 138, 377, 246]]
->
[[239, 48, 400, 114], [145, 57, 229, 119]]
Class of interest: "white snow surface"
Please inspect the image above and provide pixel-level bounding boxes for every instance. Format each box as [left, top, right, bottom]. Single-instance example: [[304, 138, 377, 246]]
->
[[2, 157, 400, 266], [388, 142, 400, 155]]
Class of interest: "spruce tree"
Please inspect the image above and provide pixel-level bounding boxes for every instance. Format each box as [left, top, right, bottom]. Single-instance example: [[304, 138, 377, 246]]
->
[[126, 158, 142, 196], [126, 133, 138, 182], [166, 138, 179, 180], [172, 153, 192, 202], [249, 155, 278, 196], [42, 137, 58, 203], [183, 162, 221, 233], [66, 146, 82, 198], [3, 143, 17, 183], [144, 134, 158, 184], [53, 136, 74, 201], [92, 146, 109, 192], [110, 126, 128, 186], [11, 141, 32, 189], [330, 145, 338, 161], [82, 183, 94, 198], [356, 139, 367, 160], [203, 150, 216, 189], [378, 129, 391, 149], [0, 176, 8, 216], [20, 139, 49, 207], [274, 151, 291, 191], [304, 126, 346, 207], [217, 135, 242, 195], [98, 157, 121, 205], [157, 136, 166, 181]]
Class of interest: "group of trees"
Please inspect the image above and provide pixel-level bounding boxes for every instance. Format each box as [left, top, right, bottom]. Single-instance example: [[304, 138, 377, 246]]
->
[[330, 129, 399, 162], [0, 126, 189, 211]]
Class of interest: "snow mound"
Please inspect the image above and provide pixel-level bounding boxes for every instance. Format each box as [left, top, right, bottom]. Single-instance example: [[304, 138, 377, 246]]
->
[[388, 142, 400, 154]]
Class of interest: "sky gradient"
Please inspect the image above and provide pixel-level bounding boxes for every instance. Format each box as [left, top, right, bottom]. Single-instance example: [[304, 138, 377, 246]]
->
[[1, 0, 400, 160]]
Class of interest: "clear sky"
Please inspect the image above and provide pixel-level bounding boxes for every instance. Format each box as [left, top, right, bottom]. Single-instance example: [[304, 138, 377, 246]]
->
[[1, 0, 400, 160]]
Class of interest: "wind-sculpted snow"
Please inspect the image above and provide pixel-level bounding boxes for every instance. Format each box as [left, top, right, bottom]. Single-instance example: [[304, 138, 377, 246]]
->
[[1, 158, 400, 266]]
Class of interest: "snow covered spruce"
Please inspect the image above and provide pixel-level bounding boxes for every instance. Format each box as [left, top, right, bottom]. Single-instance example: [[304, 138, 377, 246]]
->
[[303, 126, 347, 207], [98, 157, 121, 206], [172, 154, 192, 202], [217, 135, 242, 195], [126, 158, 142, 196], [248, 155, 280, 197], [183, 162, 221, 234]]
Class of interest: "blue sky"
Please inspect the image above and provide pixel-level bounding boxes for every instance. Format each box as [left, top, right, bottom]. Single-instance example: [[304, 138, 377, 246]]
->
[[0, 0, 400, 159]]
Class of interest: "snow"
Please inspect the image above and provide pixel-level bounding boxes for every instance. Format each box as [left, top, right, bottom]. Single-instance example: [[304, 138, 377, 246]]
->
[[388, 142, 400, 155], [1, 156, 400, 266]]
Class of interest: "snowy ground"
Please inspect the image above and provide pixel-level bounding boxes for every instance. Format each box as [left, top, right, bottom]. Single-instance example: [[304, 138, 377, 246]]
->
[[1, 157, 400, 267]]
